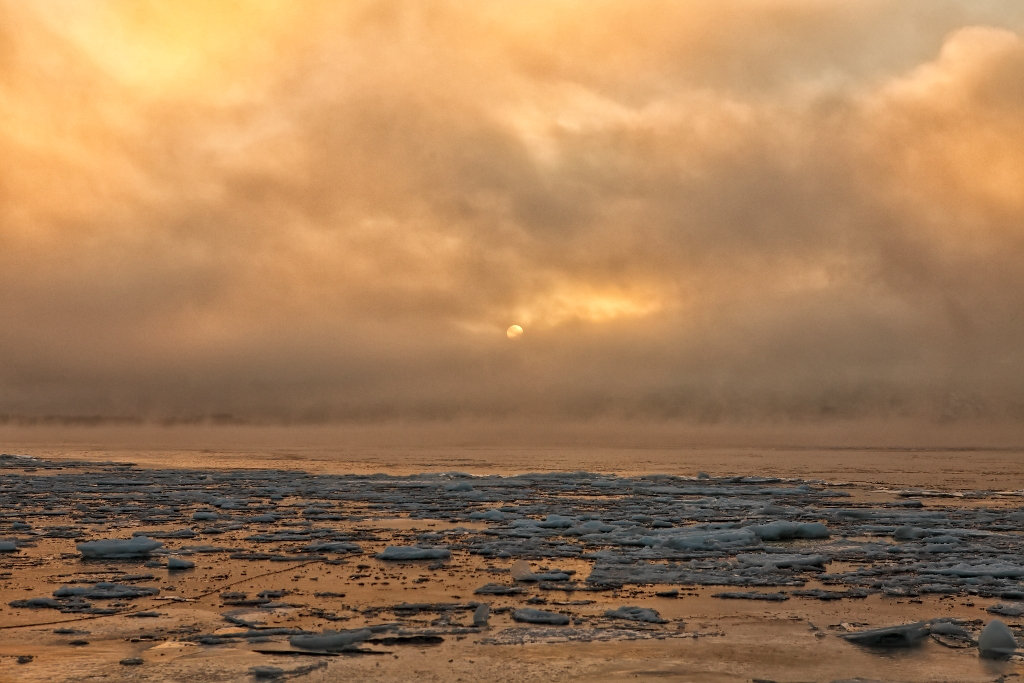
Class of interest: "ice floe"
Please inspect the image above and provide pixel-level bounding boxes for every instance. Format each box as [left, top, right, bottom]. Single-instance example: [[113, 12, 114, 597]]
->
[[289, 628, 373, 651], [376, 546, 451, 561], [713, 591, 789, 601], [512, 608, 571, 625], [77, 536, 163, 558], [978, 619, 1018, 658], [604, 606, 666, 623], [511, 560, 572, 582], [841, 621, 929, 647], [167, 557, 195, 570]]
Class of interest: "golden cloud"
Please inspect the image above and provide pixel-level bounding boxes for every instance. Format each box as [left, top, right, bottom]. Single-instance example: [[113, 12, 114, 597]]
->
[[1, 1, 1023, 421]]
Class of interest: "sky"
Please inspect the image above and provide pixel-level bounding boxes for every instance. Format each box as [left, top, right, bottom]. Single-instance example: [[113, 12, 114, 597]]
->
[[2, 1, 1023, 424]]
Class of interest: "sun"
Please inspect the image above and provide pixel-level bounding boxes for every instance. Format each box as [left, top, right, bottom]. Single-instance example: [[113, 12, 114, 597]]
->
[[506, 324, 524, 339]]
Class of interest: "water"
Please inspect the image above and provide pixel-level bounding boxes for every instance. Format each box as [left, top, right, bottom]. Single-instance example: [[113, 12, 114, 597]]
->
[[1, 422, 1022, 681]]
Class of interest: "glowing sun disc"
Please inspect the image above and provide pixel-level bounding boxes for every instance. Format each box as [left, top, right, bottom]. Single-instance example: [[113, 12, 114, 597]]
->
[[506, 324, 524, 339]]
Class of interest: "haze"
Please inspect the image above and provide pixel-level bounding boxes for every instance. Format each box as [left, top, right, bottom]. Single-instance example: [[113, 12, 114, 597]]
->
[[2, 1, 1023, 428]]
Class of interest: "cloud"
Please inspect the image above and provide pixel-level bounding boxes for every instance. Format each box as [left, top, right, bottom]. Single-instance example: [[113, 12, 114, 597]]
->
[[0, 1, 1022, 423]]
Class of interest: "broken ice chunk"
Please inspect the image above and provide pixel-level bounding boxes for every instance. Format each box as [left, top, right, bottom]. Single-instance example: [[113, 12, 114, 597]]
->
[[9, 597, 62, 609], [289, 628, 372, 651], [713, 591, 789, 602], [927, 619, 972, 645], [510, 560, 571, 582], [537, 514, 574, 528], [978, 619, 1018, 658], [512, 608, 570, 625], [661, 527, 757, 550], [604, 606, 667, 623], [376, 546, 451, 561], [469, 509, 510, 521], [930, 562, 1024, 578], [474, 583, 524, 595], [987, 603, 1024, 617], [54, 583, 159, 599], [737, 553, 827, 569], [301, 541, 361, 553], [564, 520, 615, 535], [841, 622, 928, 647], [77, 536, 162, 559], [168, 557, 195, 570]]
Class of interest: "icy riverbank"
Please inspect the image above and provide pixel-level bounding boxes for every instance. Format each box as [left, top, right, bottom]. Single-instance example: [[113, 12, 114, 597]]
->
[[1, 453, 1022, 681]]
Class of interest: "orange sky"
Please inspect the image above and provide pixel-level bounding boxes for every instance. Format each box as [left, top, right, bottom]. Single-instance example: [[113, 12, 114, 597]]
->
[[2, 1, 1023, 423]]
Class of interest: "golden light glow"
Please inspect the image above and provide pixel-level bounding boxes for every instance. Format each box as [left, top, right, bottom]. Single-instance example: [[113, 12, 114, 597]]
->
[[30, 0, 291, 95], [506, 324, 524, 339], [515, 286, 667, 329]]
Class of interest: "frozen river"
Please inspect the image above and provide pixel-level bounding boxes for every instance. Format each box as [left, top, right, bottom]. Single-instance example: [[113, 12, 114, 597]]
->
[[1, 424, 1022, 681]]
